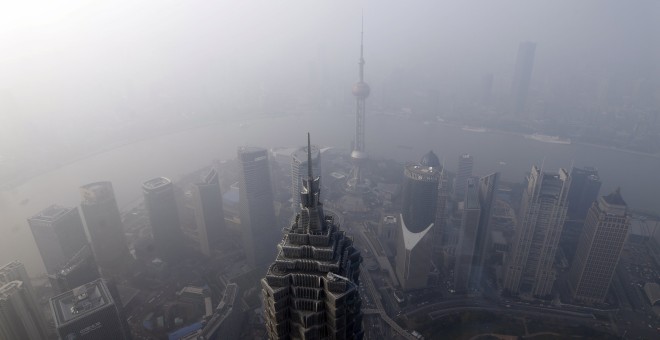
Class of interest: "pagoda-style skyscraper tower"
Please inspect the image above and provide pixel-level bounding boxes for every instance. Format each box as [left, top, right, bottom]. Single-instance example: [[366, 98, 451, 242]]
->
[[262, 134, 364, 340], [348, 18, 370, 191]]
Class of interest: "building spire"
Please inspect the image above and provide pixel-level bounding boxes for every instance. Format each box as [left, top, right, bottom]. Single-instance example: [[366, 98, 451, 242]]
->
[[359, 14, 365, 82], [307, 132, 313, 182]]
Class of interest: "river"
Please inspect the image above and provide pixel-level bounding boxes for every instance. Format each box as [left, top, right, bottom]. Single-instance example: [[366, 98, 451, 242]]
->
[[1, 113, 658, 276]]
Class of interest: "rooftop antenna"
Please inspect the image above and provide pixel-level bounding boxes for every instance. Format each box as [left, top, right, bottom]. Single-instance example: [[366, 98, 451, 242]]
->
[[307, 132, 313, 181]]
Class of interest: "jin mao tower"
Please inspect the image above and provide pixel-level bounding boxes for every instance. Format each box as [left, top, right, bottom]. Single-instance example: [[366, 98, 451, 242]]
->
[[262, 134, 363, 340]]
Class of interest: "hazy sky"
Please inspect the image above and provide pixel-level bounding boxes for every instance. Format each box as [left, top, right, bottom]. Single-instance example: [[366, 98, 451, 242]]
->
[[1, 0, 658, 130]]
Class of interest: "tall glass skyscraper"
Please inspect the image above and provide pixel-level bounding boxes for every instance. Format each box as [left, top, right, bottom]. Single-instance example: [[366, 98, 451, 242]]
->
[[143, 177, 184, 262], [80, 182, 131, 276], [238, 146, 278, 267]]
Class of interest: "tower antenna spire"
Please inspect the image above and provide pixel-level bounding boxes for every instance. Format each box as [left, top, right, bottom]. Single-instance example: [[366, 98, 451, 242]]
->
[[307, 132, 313, 181], [359, 14, 365, 82]]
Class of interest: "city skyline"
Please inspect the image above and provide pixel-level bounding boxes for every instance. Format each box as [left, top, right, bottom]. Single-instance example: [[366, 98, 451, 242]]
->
[[0, 2, 659, 338]]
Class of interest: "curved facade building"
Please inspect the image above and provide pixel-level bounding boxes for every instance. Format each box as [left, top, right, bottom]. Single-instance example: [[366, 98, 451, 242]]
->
[[262, 136, 363, 340], [396, 153, 442, 291]]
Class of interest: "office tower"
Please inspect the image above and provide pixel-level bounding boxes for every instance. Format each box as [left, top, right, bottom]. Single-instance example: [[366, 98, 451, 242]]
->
[[469, 173, 500, 289], [454, 154, 473, 201], [291, 144, 321, 211], [510, 41, 536, 119], [143, 177, 184, 262], [454, 178, 481, 293], [568, 189, 631, 304], [454, 173, 500, 292], [348, 18, 370, 191], [262, 134, 363, 340], [0, 261, 32, 289], [566, 167, 601, 220], [0, 281, 49, 340], [192, 169, 226, 256], [50, 279, 132, 340], [49, 245, 101, 295], [561, 167, 602, 261], [504, 166, 570, 297], [28, 205, 89, 275], [396, 152, 441, 291], [238, 146, 278, 267], [80, 182, 131, 276], [0, 261, 49, 338]]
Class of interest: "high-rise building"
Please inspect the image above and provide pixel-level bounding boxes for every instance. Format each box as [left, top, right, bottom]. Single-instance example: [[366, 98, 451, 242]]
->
[[568, 189, 631, 304], [454, 173, 500, 292], [396, 152, 441, 291], [561, 167, 602, 261], [80, 182, 131, 276], [237, 146, 278, 267], [0, 281, 49, 340], [0, 261, 49, 339], [454, 153, 473, 201], [504, 166, 570, 297], [49, 245, 101, 295], [510, 41, 536, 120], [143, 177, 184, 262], [454, 178, 481, 293], [28, 205, 89, 275], [348, 18, 370, 191], [50, 279, 132, 340], [469, 173, 500, 290], [291, 144, 321, 211], [262, 134, 363, 339], [0, 261, 32, 289], [192, 169, 226, 256], [566, 167, 601, 220]]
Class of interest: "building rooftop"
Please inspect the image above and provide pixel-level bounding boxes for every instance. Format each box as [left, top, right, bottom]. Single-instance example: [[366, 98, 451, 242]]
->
[[29, 205, 72, 222], [602, 188, 627, 206], [0, 280, 24, 299], [80, 181, 114, 204], [51, 279, 114, 326], [143, 177, 172, 190], [419, 150, 440, 168], [292, 145, 320, 163]]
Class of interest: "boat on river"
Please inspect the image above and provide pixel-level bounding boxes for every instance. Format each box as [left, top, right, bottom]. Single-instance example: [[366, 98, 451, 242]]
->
[[524, 133, 571, 145]]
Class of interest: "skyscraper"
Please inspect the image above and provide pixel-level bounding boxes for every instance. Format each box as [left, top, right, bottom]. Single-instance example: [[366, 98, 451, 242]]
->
[[561, 166, 602, 261], [143, 177, 184, 262], [396, 152, 441, 291], [80, 182, 131, 276], [568, 189, 631, 304], [454, 153, 473, 201], [510, 41, 536, 120], [238, 146, 278, 267], [49, 245, 101, 295], [262, 134, 363, 339], [50, 279, 132, 340], [0, 261, 49, 339], [454, 178, 481, 293], [566, 167, 601, 220], [28, 205, 89, 275], [0, 281, 49, 340], [291, 144, 321, 211], [454, 173, 500, 292], [348, 18, 370, 191], [469, 173, 500, 290], [192, 169, 226, 256], [504, 166, 570, 297]]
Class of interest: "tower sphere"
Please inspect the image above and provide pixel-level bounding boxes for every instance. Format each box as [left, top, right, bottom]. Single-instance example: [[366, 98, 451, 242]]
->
[[352, 81, 370, 98]]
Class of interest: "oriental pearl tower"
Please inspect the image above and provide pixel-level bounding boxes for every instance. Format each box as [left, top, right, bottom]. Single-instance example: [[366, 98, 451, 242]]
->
[[347, 18, 370, 192]]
